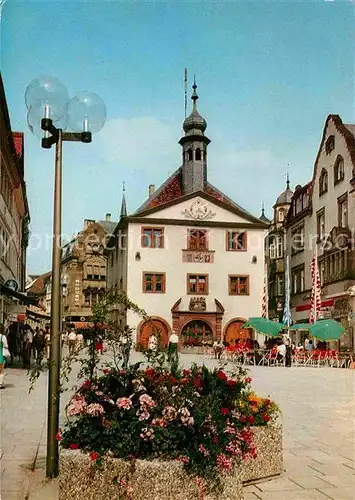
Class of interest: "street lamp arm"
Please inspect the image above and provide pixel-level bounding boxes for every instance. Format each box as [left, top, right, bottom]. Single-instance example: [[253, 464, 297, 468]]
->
[[41, 118, 92, 149]]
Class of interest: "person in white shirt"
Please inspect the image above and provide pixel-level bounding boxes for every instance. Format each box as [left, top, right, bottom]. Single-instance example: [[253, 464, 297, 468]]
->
[[148, 334, 157, 352], [68, 328, 77, 355], [0, 324, 9, 389], [168, 331, 179, 363], [276, 342, 286, 362]]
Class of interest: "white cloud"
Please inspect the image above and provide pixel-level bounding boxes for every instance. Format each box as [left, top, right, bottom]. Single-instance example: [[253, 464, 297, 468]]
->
[[97, 116, 180, 172]]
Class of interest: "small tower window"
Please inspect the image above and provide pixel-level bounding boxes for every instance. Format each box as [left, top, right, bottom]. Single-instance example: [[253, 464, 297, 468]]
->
[[188, 149, 193, 161], [195, 148, 201, 161]]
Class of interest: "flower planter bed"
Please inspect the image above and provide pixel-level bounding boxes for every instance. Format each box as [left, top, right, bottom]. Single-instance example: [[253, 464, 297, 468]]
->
[[59, 364, 281, 500], [59, 421, 282, 499], [242, 422, 283, 483], [59, 451, 244, 500]]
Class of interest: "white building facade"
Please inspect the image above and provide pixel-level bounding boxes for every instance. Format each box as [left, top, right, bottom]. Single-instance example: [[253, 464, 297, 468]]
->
[[107, 84, 267, 348]]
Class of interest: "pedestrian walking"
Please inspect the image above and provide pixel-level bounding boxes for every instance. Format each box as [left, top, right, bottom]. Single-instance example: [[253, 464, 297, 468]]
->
[[95, 334, 104, 355], [285, 338, 292, 367], [68, 327, 77, 355], [148, 334, 157, 352], [33, 327, 45, 365], [0, 324, 10, 389], [120, 326, 132, 369], [7, 322, 18, 364], [168, 330, 179, 364], [44, 326, 51, 365], [23, 325, 33, 369]]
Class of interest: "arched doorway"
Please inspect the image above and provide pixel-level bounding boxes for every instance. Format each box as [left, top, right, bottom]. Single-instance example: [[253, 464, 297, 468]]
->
[[224, 318, 252, 345], [181, 320, 213, 347], [137, 317, 169, 350]]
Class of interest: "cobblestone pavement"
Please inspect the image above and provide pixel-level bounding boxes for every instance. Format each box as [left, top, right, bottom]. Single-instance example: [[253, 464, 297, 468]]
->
[[0, 353, 354, 499]]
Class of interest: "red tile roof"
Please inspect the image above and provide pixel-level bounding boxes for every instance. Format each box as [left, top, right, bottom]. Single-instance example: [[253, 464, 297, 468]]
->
[[27, 271, 51, 296], [12, 132, 23, 157]]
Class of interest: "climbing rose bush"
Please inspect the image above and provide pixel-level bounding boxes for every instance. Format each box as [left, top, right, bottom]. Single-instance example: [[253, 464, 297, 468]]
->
[[61, 364, 278, 482]]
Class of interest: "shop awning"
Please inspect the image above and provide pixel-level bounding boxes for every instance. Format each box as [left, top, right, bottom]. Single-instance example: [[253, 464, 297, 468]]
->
[[0, 283, 39, 306], [295, 299, 334, 312], [26, 308, 50, 320]]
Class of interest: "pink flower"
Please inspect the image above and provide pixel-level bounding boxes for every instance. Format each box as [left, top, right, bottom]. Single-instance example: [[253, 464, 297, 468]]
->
[[86, 403, 105, 417], [177, 456, 190, 464], [116, 397, 133, 410], [225, 441, 242, 457], [217, 453, 233, 472], [139, 394, 156, 408], [162, 406, 177, 421], [198, 444, 210, 457], [151, 418, 166, 428], [138, 410, 150, 421], [140, 427, 155, 441], [67, 395, 87, 416]]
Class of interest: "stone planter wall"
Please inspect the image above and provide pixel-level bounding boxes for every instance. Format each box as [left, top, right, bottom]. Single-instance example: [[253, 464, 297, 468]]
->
[[59, 422, 282, 500], [243, 422, 283, 483], [59, 452, 243, 500]]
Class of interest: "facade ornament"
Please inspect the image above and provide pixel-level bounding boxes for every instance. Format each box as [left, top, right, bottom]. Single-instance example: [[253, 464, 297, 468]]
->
[[189, 297, 207, 311], [181, 198, 215, 220]]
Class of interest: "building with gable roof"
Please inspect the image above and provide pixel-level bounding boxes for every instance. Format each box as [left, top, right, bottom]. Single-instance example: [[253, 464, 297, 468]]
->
[[60, 215, 117, 325], [285, 115, 355, 350], [107, 83, 268, 349], [265, 177, 293, 321], [0, 74, 31, 323]]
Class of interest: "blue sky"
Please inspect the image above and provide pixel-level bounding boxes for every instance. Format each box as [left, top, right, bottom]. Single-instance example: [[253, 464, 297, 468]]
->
[[1, 0, 354, 274]]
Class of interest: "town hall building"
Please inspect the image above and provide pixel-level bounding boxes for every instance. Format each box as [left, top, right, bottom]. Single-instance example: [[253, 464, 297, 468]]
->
[[107, 83, 268, 348]]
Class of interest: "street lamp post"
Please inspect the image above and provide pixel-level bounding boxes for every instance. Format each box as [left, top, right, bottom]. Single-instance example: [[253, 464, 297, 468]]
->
[[25, 76, 106, 478]]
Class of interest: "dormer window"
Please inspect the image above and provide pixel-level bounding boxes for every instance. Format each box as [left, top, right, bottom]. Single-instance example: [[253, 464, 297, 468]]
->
[[334, 155, 345, 185], [278, 208, 284, 222], [319, 168, 328, 196], [325, 135, 335, 155]]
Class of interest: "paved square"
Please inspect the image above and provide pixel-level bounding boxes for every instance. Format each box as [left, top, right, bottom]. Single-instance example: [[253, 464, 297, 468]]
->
[[1, 355, 354, 499]]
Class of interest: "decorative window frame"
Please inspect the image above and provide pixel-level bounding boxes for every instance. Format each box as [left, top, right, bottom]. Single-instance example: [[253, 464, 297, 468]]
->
[[226, 231, 247, 251], [141, 227, 165, 249], [186, 273, 209, 295], [228, 275, 250, 296], [334, 155, 345, 186], [142, 272, 166, 294], [319, 168, 328, 196]]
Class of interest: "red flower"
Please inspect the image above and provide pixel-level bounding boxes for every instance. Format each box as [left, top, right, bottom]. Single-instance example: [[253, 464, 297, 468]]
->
[[263, 414, 271, 422], [212, 436, 218, 444], [69, 443, 80, 450], [240, 416, 247, 423], [264, 398, 271, 406], [227, 380, 237, 388], [220, 408, 229, 415], [216, 371, 228, 381], [89, 451, 100, 461], [55, 429, 62, 441], [247, 415, 255, 424], [193, 377, 203, 389], [244, 377, 252, 384], [183, 369, 191, 377], [103, 369, 111, 374], [145, 368, 155, 377], [81, 380, 92, 389]]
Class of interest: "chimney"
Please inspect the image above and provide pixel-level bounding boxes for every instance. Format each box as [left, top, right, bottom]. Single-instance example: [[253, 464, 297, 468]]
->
[[149, 184, 155, 197], [105, 213, 111, 221]]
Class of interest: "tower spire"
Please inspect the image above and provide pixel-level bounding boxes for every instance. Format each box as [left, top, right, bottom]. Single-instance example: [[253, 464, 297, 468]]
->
[[191, 75, 198, 111], [286, 165, 290, 189], [120, 181, 127, 218], [261, 201, 265, 217]]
